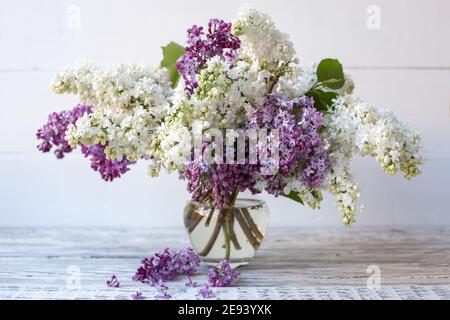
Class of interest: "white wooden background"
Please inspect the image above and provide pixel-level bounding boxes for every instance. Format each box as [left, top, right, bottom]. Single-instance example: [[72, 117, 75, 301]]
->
[[0, 0, 450, 227]]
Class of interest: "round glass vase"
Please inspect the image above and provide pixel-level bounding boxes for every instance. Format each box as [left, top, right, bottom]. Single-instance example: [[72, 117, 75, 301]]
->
[[183, 198, 269, 267]]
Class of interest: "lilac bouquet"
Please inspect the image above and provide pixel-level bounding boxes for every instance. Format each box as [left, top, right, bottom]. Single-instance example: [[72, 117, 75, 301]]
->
[[37, 5, 423, 249]]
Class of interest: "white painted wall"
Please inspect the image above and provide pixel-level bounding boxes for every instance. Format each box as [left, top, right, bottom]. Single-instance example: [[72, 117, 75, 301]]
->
[[0, 0, 449, 227]]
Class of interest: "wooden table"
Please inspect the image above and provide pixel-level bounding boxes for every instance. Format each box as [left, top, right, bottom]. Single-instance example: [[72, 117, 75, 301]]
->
[[0, 227, 449, 300]]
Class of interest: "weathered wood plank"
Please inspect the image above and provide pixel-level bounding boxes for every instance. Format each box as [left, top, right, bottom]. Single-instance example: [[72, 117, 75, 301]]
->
[[0, 227, 449, 299]]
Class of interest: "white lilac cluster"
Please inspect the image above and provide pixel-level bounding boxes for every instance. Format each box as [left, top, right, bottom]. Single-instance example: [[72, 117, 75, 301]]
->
[[282, 179, 324, 210], [232, 4, 297, 74], [192, 57, 256, 128], [152, 57, 270, 173], [318, 96, 423, 225], [66, 106, 162, 161], [328, 97, 423, 179], [53, 63, 172, 161], [53, 62, 172, 112], [52, 61, 98, 103], [275, 63, 355, 99], [322, 143, 361, 226]]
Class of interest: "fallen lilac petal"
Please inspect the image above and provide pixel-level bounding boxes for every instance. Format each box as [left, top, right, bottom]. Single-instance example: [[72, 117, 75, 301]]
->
[[155, 280, 172, 299], [106, 274, 120, 288], [185, 276, 197, 288], [131, 291, 144, 300], [196, 284, 214, 299]]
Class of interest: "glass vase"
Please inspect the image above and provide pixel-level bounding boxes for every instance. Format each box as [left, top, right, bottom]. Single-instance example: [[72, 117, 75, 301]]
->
[[183, 198, 269, 267]]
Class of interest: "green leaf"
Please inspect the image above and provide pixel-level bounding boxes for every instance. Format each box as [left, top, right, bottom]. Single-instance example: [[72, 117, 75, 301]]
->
[[306, 89, 338, 111], [312, 190, 323, 202], [319, 79, 343, 88], [316, 58, 345, 89], [317, 90, 338, 107], [160, 42, 185, 88], [306, 90, 325, 111], [282, 191, 304, 205]]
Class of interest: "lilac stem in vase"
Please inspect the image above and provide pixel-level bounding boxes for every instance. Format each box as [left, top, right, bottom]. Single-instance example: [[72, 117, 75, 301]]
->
[[228, 212, 241, 250], [222, 217, 231, 260], [222, 189, 239, 260]]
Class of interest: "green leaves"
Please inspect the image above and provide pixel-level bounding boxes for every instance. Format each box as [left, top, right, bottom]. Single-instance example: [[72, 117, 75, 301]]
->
[[282, 191, 304, 205], [306, 90, 338, 111], [160, 42, 185, 88], [305, 58, 344, 111], [316, 58, 345, 89]]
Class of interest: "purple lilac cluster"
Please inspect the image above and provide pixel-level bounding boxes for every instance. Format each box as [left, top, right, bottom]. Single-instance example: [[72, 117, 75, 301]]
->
[[298, 107, 332, 188], [129, 249, 238, 299], [36, 104, 91, 159], [80, 144, 134, 182], [247, 94, 331, 193], [133, 247, 201, 298], [176, 19, 241, 94], [36, 105, 134, 182], [207, 259, 240, 287], [181, 92, 331, 206], [182, 162, 260, 208], [196, 259, 238, 298]]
